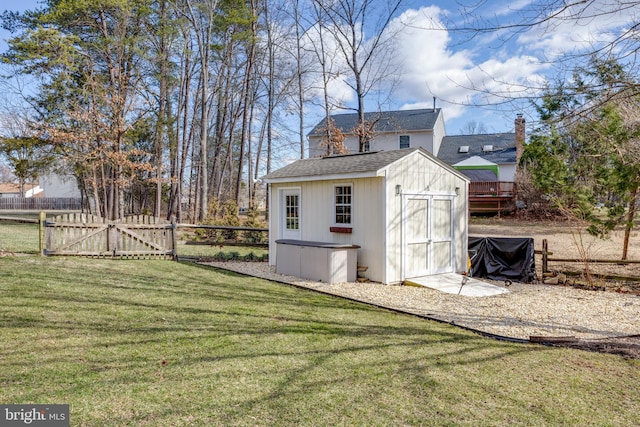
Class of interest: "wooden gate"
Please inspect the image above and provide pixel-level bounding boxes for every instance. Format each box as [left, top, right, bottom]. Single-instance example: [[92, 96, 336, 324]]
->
[[44, 213, 176, 259]]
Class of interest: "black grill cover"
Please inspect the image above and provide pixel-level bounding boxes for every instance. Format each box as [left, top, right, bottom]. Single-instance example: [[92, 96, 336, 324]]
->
[[468, 237, 536, 283]]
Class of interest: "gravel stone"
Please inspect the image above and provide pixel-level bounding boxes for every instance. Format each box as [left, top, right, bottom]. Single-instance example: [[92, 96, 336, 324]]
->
[[202, 261, 639, 341]]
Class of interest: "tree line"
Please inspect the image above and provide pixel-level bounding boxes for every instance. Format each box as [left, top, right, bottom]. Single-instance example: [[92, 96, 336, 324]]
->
[[1, 0, 639, 252], [0, 0, 403, 221]]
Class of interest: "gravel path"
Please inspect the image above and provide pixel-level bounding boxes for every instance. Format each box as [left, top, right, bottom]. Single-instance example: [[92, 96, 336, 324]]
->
[[202, 261, 639, 341]]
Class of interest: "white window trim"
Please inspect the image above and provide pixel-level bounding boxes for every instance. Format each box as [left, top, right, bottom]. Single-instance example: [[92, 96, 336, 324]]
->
[[333, 183, 353, 226], [279, 187, 301, 240]]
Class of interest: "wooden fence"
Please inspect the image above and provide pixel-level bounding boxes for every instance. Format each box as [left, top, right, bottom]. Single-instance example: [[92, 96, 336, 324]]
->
[[0, 197, 83, 210], [538, 238, 640, 282], [44, 213, 176, 259]]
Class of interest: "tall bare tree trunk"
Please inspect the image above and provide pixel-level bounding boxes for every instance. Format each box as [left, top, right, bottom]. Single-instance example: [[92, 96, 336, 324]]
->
[[154, 0, 169, 218], [293, 0, 305, 159], [235, 0, 258, 204]]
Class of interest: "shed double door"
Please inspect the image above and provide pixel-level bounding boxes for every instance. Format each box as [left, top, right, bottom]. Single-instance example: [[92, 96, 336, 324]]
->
[[403, 195, 455, 278]]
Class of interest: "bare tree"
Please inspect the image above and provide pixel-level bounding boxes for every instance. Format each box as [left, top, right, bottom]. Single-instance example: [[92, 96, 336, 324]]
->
[[235, 0, 259, 204], [293, 0, 307, 160], [461, 120, 488, 135], [312, 0, 405, 152], [175, 0, 218, 221], [0, 163, 15, 183]]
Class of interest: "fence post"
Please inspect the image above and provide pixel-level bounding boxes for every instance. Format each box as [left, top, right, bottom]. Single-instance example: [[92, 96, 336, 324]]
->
[[171, 216, 178, 260], [38, 211, 46, 256], [542, 239, 548, 274]]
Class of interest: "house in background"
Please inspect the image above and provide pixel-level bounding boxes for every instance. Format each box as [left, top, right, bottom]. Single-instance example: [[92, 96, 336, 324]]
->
[[0, 182, 43, 198], [437, 114, 525, 215], [307, 108, 446, 158], [307, 109, 525, 216], [262, 147, 469, 285], [438, 132, 518, 182]]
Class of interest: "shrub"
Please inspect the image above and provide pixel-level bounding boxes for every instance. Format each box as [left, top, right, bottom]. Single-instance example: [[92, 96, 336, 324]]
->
[[203, 198, 241, 243], [243, 207, 267, 244]]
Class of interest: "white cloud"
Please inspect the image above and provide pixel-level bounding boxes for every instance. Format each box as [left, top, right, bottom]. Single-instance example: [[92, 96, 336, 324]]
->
[[515, 0, 638, 58], [298, 1, 631, 133], [388, 6, 548, 123], [299, 22, 356, 109], [489, 0, 537, 17]]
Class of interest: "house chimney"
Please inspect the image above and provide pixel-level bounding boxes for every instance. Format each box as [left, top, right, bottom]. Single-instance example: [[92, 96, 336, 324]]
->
[[515, 113, 525, 164]]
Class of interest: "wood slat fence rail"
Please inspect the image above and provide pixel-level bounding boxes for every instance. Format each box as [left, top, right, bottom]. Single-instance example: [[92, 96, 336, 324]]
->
[[0, 215, 38, 223], [538, 238, 640, 278]]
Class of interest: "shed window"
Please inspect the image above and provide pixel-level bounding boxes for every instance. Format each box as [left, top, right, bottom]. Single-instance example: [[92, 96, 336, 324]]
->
[[285, 194, 299, 230], [399, 135, 410, 149], [334, 185, 352, 224]]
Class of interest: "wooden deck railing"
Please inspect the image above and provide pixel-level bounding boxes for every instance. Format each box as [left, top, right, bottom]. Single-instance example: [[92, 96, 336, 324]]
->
[[468, 181, 517, 217], [469, 181, 516, 197]]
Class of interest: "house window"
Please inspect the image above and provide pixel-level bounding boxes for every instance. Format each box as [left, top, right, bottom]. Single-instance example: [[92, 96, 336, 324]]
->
[[459, 145, 469, 153], [334, 185, 352, 224], [285, 194, 299, 230], [482, 145, 494, 152], [399, 135, 410, 149]]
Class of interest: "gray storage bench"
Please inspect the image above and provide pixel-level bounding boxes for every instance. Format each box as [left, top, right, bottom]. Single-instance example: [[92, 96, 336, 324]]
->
[[275, 239, 360, 283]]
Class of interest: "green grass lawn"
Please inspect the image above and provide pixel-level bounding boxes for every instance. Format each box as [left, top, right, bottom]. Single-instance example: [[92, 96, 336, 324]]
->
[[1, 257, 638, 426], [0, 221, 40, 253], [175, 242, 268, 259]]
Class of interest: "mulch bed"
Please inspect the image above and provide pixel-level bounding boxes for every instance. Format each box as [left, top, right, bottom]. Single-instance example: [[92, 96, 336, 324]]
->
[[552, 335, 640, 359]]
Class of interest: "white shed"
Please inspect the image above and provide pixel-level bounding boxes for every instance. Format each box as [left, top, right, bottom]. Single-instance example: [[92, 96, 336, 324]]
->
[[262, 147, 470, 285]]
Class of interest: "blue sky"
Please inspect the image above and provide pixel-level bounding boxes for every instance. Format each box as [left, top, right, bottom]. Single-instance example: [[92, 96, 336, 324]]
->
[[0, 0, 42, 45], [1, 0, 636, 136]]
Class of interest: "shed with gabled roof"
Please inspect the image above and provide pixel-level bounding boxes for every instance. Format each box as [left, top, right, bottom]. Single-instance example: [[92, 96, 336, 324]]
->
[[262, 147, 470, 285]]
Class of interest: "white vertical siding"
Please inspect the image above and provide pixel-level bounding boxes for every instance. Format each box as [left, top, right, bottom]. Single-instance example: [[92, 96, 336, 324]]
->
[[267, 184, 280, 264], [268, 178, 386, 282], [499, 164, 517, 182], [384, 151, 468, 283], [268, 150, 469, 284]]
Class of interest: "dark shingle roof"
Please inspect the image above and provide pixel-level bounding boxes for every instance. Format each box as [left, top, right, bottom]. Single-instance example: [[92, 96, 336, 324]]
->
[[307, 109, 441, 137], [460, 169, 498, 181], [438, 133, 517, 165], [263, 148, 440, 182]]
